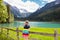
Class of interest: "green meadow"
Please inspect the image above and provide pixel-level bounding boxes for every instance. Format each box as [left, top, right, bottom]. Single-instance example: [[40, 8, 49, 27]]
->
[[0, 27, 60, 40]]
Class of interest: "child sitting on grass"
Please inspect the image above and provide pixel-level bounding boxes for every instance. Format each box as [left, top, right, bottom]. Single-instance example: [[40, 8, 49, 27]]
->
[[22, 20, 30, 40]]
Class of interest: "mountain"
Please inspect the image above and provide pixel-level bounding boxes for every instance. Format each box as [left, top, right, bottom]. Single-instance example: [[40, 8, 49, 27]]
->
[[4, 1, 60, 21], [28, 1, 56, 18], [4, 1, 32, 18], [19, 9, 32, 18], [4, 2, 21, 17], [27, 1, 60, 21], [11, 6, 21, 18], [11, 6, 32, 18]]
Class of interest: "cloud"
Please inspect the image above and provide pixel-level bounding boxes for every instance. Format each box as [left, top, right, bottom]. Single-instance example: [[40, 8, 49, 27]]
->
[[4, 0, 40, 12], [23, 1, 40, 12], [43, 0, 55, 3]]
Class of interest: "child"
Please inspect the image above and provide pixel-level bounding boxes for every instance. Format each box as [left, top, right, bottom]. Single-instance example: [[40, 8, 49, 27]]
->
[[22, 20, 30, 40]]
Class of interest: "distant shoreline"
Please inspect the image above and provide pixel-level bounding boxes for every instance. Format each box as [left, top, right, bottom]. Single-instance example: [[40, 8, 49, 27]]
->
[[14, 21, 60, 23]]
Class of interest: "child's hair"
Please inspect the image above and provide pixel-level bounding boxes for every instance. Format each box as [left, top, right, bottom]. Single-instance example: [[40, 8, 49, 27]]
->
[[25, 20, 29, 24]]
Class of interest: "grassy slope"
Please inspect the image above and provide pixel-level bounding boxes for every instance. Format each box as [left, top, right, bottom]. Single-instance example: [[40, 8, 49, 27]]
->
[[1, 27, 60, 40]]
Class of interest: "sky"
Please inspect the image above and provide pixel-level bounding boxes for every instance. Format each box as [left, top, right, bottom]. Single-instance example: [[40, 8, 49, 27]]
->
[[4, 0, 55, 13]]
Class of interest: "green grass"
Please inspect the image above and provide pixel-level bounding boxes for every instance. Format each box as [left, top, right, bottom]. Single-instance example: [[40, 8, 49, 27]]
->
[[0, 27, 60, 40], [0, 33, 12, 40]]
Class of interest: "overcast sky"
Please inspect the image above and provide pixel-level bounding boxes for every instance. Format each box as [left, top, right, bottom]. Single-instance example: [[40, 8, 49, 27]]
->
[[4, 0, 55, 13]]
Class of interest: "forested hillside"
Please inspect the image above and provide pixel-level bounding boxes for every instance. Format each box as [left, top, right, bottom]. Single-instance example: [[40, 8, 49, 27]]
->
[[27, 2, 60, 21]]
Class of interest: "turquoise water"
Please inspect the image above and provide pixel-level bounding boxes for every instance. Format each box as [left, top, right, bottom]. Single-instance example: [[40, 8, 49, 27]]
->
[[0, 21, 60, 28]]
